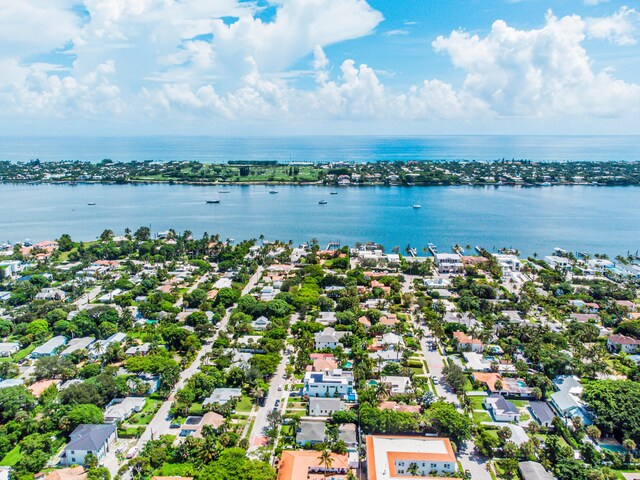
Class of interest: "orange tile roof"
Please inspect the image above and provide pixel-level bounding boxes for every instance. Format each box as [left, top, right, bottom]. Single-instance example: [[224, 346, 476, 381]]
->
[[41, 466, 87, 480], [472, 372, 504, 392], [277, 450, 350, 480], [28, 379, 60, 397], [366, 435, 456, 480]]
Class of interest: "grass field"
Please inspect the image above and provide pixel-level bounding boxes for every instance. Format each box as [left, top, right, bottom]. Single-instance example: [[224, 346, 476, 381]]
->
[[236, 396, 254, 414], [0, 446, 22, 466], [473, 411, 493, 423]]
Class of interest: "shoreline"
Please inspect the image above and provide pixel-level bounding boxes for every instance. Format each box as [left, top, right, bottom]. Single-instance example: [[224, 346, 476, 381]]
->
[[2, 179, 639, 188]]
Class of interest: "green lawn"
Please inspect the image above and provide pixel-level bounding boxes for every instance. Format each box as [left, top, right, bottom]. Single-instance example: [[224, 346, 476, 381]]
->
[[469, 396, 487, 410], [156, 463, 195, 476], [0, 446, 22, 467], [511, 399, 530, 408], [0, 344, 36, 363], [188, 403, 203, 415], [236, 396, 254, 414], [473, 411, 493, 423]]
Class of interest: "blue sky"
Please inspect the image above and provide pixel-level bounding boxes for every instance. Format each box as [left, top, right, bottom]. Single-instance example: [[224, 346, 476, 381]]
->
[[0, 0, 638, 135]]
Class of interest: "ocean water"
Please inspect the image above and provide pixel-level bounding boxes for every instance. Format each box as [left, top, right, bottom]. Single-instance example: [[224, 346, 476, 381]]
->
[[0, 135, 639, 163], [1, 182, 639, 257]]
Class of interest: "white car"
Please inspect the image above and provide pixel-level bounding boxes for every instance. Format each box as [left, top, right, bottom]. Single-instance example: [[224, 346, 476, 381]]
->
[[278, 385, 283, 391]]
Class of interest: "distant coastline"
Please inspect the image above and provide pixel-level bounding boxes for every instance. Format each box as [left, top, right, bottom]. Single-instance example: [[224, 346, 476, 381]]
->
[[2, 159, 640, 187]]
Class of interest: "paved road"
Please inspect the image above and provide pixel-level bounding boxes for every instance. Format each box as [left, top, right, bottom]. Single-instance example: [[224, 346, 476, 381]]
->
[[418, 327, 491, 479], [247, 311, 298, 457], [130, 267, 264, 457], [246, 353, 289, 456]]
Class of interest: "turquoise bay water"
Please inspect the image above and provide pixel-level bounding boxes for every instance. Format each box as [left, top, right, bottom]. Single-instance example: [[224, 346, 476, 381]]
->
[[1, 183, 639, 257], [1, 135, 639, 163]]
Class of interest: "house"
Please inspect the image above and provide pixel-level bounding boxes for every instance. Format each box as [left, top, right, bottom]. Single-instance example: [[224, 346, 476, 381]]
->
[[35, 288, 67, 301], [61, 424, 117, 466], [339, 423, 358, 451], [31, 336, 67, 358], [472, 372, 532, 397], [125, 343, 151, 356], [314, 327, 347, 350], [180, 412, 225, 438], [529, 402, 556, 428], [484, 394, 520, 422], [452, 331, 483, 352], [60, 337, 95, 357], [251, 316, 270, 331], [308, 397, 345, 417], [317, 311, 338, 326], [365, 435, 457, 478], [296, 420, 326, 446], [203, 388, 242, 406], [0, 342, 19, 357], [0, 378, 24, 389], [570, 300, 600, 313], [381, 333, 404, 349], [380, 376, 412, 396], [369, 350, 403, 366], [549, 375, 592, 426], [40, 466, 88, 480], [493, 254, 522, 272], [607, 334, 640, 354], [443, 312, 479, 330], [518, 461, 556, 480], [104, 397, 146, 423], [90, 332, 126, 358], [277, 450, 350, 480], [307, 353, 339, 372], [303, 369, 357, 401], [434, 253, 464, 274]]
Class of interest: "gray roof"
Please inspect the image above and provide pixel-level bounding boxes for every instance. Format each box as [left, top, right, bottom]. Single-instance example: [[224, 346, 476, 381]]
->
[[529, 401, 556, 424], [65, 424, 116, 452], [519, 461, 555, 480], [338, 423, 357, 445], [309, 397, 344, 410], [296, 421, 326, 444], [488, 394, 519, 414], [550, 390, 580, 412]]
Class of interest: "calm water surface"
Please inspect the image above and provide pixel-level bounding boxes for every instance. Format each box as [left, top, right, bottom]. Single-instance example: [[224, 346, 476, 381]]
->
[[1, 183, 639, 256], [1, 135, 639, 163]]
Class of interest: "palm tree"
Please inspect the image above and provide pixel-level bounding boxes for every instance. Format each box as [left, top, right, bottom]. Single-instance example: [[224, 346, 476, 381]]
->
[[375, 382, 391, 402], [407, 463, 420, 476], [318, 449, 333, 479]]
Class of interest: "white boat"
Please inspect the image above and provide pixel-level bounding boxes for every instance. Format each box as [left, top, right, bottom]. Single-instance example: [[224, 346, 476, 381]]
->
[[319, 200, 328, 205], [88, 202, 96, 206], [413, 204, 421, 209]]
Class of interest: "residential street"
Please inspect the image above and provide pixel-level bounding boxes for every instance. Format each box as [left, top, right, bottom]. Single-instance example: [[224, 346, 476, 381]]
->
[[131, 267, 264, 457]]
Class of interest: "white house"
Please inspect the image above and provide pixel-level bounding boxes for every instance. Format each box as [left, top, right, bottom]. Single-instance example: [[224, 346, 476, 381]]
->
[[61, 424, 117, 466], [607, 334, 640, 354], [104, 397, 146, 423], [314, 327, 347, 350], [434, 253, 464, 274], [303, 369, 357, 401], [309, 397, 345, 417], [493, 254, 522, 273], [484, 394, 520, 422], [366, 435, 457, 477], [0, 342, 19, 357], [31, 336, 67, 358], [251, 316, 271, 331]]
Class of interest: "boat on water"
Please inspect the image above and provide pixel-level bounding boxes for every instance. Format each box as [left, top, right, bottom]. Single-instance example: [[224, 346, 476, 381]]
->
[[319, 200, 328, 205], [269, 190, 278, 194], [330, 192, 338, 195], [87, 202, 96, 206], [413, 204, 421, 209], [219, 190, 230, 193], [205, 200, 221, 204]]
